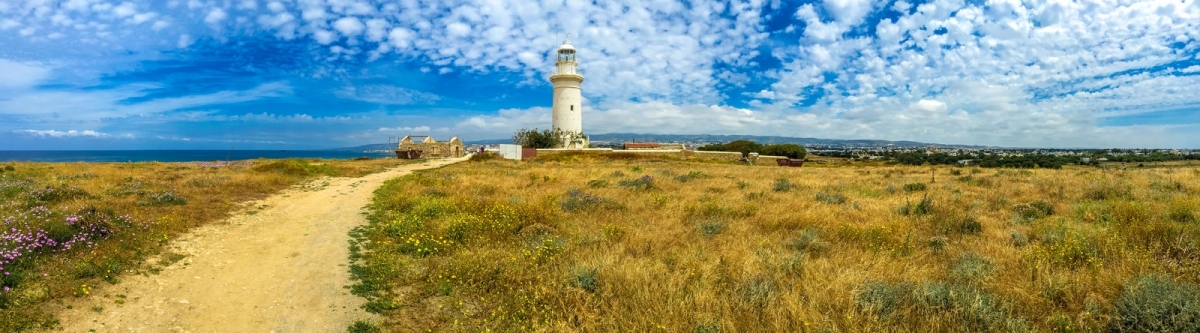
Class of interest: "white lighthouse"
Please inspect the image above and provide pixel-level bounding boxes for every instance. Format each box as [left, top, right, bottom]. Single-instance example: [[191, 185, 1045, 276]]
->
[[550, 38, 586, 148]]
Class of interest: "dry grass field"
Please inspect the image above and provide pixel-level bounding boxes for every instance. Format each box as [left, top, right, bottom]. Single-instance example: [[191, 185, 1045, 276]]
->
[[0, 157, 410, 330], [351, 152, 1200, 332]]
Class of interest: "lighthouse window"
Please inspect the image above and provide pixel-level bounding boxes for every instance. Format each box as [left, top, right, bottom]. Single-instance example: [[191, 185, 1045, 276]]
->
[[570, 105, 574, 111]]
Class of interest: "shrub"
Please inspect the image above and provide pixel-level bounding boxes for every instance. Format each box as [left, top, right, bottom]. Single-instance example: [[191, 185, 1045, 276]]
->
[[1167, 203, 1196, 223], [1082, 181, 1130, 200], [1012, 200, 1054, 221], [772, 178, 796, 192], [674, 171, 712, 183], [815, 192, 847, 205], [904, 182, 928, 192], [897, 195, 934, 216], [787, 229, 827, 255], [1011, 230, 1029, 247], [2, 165, 13, 171], [618, 175, 655, 189], [348, 321, 381, 333], [560, 189, 604, 212], [571, 265, 600, 292], [512, 128, 586, 148], [28, 184, 90, 202], [856, 280, 909, 319], [950, 252, 993, 282], [949, 169, 963, 176], [137, 190, 188, 206], [586, 179, 608, 188], [697, 219, 726, 237], [958, 217, 983, 235], [468, 152, 498, 162], [928, 236, 948, 253], [1113, 275, 1200, 332]]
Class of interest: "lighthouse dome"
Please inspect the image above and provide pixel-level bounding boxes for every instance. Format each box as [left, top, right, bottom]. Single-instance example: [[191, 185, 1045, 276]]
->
[[558, 40, 575, 51]]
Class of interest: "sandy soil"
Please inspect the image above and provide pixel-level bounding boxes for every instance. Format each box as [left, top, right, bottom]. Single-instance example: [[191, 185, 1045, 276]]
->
[[55, 157, 466, 332]]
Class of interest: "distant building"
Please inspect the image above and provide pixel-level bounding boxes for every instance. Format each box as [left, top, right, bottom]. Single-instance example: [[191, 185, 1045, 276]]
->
[[396, 135, 464, 159]]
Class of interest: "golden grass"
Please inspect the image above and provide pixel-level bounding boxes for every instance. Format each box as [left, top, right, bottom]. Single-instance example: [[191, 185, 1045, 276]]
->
[[352, 154, 1200, 332], [0, 157, 410, 330]]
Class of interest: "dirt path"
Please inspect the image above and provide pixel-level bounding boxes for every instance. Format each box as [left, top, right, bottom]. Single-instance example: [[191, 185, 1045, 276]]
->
[[55, 157, 466, 332]]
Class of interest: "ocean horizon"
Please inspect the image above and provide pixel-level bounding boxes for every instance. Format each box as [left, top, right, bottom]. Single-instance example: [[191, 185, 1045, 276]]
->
[[0, 150, 394, 163]]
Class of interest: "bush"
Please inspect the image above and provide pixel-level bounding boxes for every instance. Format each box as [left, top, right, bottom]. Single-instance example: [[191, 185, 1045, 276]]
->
[[950, 252, 993, 282], [856, 280, 909, 319], [674, 171, 711, 183], [560, 189, 604, 212], [815, 192, 847, 204], [1113, 275, 1200, 332], [772, 178, 796, 192], [928, 236, 948, 253], [618, 175, 654, 189], [512, 128, 586, 148], [957, 217, 983, 235], [348, 321, 381, 333], [761, 144, 807, 159], [1012, 200, 1054, 221], [137, 190, 188, 206], [898, 195, 933, 216], [697, 219, 726, 237], [787, 229, 827, 255], [571, 266, 600, 292], [469, 152, 498, 162], [904, 182, 928, 192]]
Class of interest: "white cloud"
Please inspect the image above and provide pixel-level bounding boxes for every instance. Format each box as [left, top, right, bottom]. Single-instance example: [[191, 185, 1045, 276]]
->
[[0, 59, 51, 89], [177, 34, 194, 48], [112, 2, 137, 18], [332, 17, 364, 37], [205, 8, 228, 24], [0, 19, 18, 30], [313, 29, 335, 44], [912, 99, 947, 113], [445, 22, 470, 37], [16, 129, 133, 138], [334, 85, 440, 105]]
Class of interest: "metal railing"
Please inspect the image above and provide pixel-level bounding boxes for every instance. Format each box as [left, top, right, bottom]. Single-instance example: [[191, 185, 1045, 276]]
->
[[551, 68, 583, 76]]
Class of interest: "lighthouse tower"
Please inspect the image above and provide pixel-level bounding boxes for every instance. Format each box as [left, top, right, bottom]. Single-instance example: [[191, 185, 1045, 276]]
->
[[550, 38, 586, 148]]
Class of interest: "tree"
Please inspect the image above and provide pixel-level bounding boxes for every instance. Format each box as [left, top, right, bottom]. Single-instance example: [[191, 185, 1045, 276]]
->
[[761, 144, 807, 159], [512, 128, 587, 148]]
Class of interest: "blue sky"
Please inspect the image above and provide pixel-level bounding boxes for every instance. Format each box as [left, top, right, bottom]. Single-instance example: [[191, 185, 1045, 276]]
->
[[1, 0, 1198, 149]]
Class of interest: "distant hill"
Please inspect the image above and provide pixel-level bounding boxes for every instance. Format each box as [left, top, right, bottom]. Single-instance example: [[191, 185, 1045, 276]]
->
[[329, 133, 993, 151]]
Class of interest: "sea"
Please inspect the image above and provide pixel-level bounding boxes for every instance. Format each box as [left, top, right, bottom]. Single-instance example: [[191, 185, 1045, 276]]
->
[[0, 150, 394, 163]]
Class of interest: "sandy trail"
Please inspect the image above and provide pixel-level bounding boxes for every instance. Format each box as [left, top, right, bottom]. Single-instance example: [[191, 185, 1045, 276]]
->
[[56, 157, 465, 332]]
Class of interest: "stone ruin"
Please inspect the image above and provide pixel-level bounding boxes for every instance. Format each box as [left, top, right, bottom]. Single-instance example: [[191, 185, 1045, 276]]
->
[[395, 135, 464, 159]]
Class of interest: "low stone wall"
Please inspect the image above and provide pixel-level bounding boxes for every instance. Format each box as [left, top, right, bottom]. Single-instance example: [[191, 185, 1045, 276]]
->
[[534, 148, 614, 156], [687, 151, 743, 161], [754, 155, 788, 164]]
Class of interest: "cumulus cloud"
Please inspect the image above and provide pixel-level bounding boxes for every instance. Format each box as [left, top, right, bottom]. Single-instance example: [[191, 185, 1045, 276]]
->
[[332, 17, 364, 37], [205, 8, 228, 24]]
